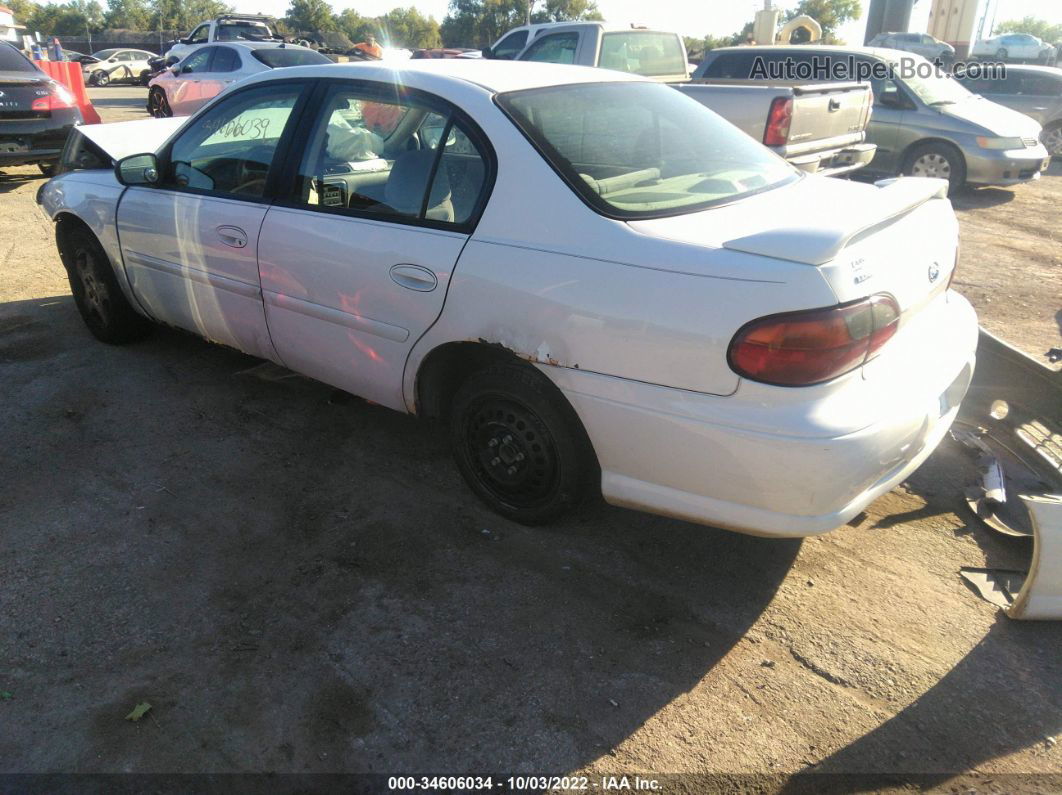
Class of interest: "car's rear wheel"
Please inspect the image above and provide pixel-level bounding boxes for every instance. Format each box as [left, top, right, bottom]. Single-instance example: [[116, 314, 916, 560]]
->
[[93, 71, 109, 86], [59, 225, 151, 344], [903, 141, 966, 194], [1043, 122, 1062, 158], [148, 86, 172, 118], [995, 47, 1008, 60], [449, 364, 596, 525]]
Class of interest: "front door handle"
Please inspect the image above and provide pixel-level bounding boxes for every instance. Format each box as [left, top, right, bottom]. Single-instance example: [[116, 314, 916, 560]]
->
[[217, 225, 247, 248], [390, 263, 438, 292]]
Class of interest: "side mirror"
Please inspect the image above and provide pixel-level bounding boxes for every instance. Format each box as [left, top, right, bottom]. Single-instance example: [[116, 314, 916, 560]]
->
[[181, 65, 194, 73], [115, 153, 160, 187], [481, 47, 494, 59], [166, 55, 179, 65]]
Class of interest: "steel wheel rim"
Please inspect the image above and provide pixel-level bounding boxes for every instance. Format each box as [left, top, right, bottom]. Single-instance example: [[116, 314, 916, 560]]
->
[[911, 153, 952, 179], [464, 396, 558, 507], [74, 248, 111, 326], [1043, 126, 1062, 156]]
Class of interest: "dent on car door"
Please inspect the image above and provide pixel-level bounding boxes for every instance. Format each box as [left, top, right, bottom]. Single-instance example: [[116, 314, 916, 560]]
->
[[257, 82, 492, 411], [117, 81, 307, 359]]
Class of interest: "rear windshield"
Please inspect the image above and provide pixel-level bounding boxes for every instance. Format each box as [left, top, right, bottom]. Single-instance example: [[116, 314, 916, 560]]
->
[[0, 44, 37, 72], [497, 81, 797, 219], [218, 22, 274, 41], [250, 48, 332, 68], [599, 32, 686, 77]]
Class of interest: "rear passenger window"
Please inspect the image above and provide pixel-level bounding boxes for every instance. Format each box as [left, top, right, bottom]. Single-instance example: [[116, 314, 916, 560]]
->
[[292, 85, 490, 228], [702, 51, 758, 79], [211, 46, 240, 72]]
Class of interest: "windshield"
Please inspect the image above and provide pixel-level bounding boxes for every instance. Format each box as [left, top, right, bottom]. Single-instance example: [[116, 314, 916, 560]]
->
[[250, 48, 331, 68], [91, 49, 120, 59], [891, 57, 972, 104], [497, 81, 797, 219], [0, 44, 37, 72], [218, 22, 273, 41]]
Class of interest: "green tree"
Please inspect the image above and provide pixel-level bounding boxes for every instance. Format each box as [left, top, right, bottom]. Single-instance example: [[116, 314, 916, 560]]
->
[[530, 0, 600, 24], [784, 0, 861, 41], [149, 0, 231, 34], [285, 0, 335, 33], [378, 6, 441, 48], [335, 7, 371, 41], [441, 0, 522, 48], [104, 0, 150, 29], [995, 17, 1062, 44], [24, 0, 105, 35], [4, 0, 40, 26]]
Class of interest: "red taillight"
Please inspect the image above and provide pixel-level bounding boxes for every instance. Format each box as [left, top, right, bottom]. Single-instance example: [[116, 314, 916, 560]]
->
[[763, 97, 793, 147], [728, 294, 901, 386], [31, 83, 76, 112]]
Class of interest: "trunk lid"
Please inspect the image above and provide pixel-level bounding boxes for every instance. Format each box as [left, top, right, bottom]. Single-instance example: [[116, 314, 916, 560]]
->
[[0, 73, 52, 120], [783, 82, 871, 154]]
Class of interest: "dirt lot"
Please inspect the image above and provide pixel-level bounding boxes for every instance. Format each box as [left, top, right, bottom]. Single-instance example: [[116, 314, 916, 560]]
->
[[1, 86, 1060, 787]]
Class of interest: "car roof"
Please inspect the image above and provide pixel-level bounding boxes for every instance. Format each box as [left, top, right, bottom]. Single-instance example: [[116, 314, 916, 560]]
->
[[983, 63, 1062, 75], [214, 41, 312, 51], [707, 44, 919, 61], [239, 58, 647, 95]]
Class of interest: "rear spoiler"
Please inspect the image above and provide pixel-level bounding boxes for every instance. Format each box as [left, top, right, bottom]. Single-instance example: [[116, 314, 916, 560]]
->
[[722, 177, 949, 265]]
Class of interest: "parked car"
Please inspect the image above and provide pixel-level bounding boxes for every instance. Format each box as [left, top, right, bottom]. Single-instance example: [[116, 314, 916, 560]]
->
[[971, 33, 1056, 64], [867, 31, 955, 65], [695, 46, 1050, 192], [84, 48, 156, 86], [164, 14, 280, 62], [39, 60, 978, 537], [502, 21, 689, 82], [954, 64, 1062, 156], [147, 42, 331, 117], [0, 40, 83, 175], [674, 81, 876, 176]]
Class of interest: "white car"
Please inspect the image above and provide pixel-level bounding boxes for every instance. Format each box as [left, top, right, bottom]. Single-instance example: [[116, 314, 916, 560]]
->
[[84, 48, 156, 86], [971, 33, 1056, 63], [147, 41, 331, 117], [38, 61, 978, 537]]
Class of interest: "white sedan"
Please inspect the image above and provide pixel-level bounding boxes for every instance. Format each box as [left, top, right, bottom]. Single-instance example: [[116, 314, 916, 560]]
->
[[971, 33, 1056, 63], [39, 60, 978, 537], [83, 48, 157, 86], [147, 41, 331, 117]]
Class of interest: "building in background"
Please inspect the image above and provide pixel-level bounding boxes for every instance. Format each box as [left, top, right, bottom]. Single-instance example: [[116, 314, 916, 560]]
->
[[0, 5, 27, 43]]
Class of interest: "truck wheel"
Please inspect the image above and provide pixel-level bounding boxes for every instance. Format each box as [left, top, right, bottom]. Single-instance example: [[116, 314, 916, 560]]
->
[[59, 225, 151, 344], [903, 141, 966, 194], [1043, 122, 1062, 158], [449, 363, 596, 525]]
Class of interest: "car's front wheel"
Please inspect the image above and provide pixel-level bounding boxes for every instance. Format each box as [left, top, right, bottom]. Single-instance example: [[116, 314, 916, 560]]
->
[[93, 71, 109, 86], [449, 364, 596, 525], [995, 47, 1008, 60], [148, 86, 172, 118], [59, 225, 151, 344], [1042, 122, 1062, 158], [903, 141, 966, 194]]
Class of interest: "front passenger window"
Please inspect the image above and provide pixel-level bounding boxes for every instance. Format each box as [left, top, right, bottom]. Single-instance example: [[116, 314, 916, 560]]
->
[[166, 84, 302, 198]]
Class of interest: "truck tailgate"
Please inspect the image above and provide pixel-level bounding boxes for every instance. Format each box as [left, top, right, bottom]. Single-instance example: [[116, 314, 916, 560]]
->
[[784, 82, 871, 156]]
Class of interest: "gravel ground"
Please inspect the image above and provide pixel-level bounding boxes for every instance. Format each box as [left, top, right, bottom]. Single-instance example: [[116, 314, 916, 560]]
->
[[0, 86, 1059, 788]]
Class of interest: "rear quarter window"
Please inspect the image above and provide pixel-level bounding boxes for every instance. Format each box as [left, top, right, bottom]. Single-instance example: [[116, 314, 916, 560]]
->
[[251, 48, 332, 68]]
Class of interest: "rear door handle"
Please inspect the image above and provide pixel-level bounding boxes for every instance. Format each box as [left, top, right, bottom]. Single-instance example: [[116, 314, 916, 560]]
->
[[390, 263, 438, 292], [828, 98, 842, 111], [217, 225, 247, 248]]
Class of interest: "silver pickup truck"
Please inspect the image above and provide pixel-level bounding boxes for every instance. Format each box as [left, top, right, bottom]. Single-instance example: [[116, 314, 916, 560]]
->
[[493, 22, 876, 176], [674, 80, 877, 176]]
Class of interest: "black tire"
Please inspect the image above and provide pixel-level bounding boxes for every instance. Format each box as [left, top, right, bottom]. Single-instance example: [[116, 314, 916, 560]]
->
[[902, 141, 966, 195], [38, 162, 57, 177], [995, 47, 1008, 60], [94, 71, 109, 86], [449, 364, 596, 525], [148, 86, 172, 118], [1043, 121, 1062, 159], [58, 225, 151, 344], [139, 69, 151, 86]]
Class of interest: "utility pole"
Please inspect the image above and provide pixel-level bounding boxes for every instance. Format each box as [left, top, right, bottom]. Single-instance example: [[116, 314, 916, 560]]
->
[[526, 0, 531, 26]]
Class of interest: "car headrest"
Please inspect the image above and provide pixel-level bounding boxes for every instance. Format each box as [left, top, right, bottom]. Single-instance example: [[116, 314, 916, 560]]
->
[[385, 149, 452, 216]]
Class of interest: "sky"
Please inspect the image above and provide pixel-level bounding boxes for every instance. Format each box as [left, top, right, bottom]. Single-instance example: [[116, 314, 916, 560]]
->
[[229, 0, 1062, 43]]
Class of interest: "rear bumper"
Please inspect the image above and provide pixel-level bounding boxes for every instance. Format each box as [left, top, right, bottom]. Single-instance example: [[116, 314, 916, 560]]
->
[[787, 143, 877, 177], [965, 144, 1051, 186], [0, 110, 81, 166], [542, 293, 979, 538]]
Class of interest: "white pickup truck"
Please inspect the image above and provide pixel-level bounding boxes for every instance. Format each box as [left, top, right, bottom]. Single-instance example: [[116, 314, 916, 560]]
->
[[164, 14, 282, 62], [488, 22, 876, 176]]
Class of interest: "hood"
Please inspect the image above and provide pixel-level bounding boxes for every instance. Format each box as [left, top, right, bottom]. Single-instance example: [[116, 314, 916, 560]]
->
[[628, 175, 948, 266], [942, 94, 1043, 137], [76, 116, 186, 161]]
